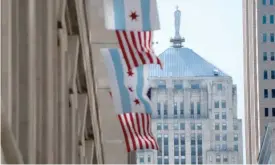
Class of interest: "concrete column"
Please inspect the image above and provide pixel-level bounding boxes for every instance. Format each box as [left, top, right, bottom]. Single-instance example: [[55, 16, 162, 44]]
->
[[45, 0, 57, 162], [27, 0, 38, 162]]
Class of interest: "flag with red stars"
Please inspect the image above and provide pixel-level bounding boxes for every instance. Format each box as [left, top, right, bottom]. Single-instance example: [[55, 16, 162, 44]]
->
[[101, 48, 153, 114], [103, 0, 160, 31]]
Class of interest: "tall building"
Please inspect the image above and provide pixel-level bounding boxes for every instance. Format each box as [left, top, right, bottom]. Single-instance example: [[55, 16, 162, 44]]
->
[[243, 0, 275, 163], [1, 0, 134, 163], [136, 8, 243, 164]]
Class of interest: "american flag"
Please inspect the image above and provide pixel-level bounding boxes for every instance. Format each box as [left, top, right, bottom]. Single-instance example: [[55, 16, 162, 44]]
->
[[116, 31, 162, 71], [118, 113, 159, 152]]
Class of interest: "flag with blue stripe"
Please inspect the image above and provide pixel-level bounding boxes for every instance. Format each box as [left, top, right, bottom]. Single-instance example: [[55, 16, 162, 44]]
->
[[103, 0, 160, 31], [101, 48, 153, 114]]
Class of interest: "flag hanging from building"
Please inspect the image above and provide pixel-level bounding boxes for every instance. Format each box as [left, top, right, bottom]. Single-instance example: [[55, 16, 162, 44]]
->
[[115, 30, 162, 70], [103, 0, 160, 31], [118, 113, 159, 152], [101, 48, 153, 114]]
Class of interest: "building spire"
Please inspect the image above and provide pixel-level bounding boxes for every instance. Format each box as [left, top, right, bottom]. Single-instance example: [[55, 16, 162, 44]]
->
[[170, 6, 185, 48]]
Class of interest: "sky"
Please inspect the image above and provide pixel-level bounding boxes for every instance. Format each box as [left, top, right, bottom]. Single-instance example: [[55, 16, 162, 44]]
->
[[154, 0, 245, 162]]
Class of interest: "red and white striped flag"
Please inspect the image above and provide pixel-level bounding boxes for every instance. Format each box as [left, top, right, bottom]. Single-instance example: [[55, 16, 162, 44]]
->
[[118, 113, 159, 152], [116, 31, 163, 71]]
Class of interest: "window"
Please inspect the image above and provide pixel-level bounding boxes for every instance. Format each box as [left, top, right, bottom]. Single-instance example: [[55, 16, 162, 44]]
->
[[214, 101, 219, 108], [271, 15, 274, 24], [215, 113, 219, 119], [221, 101, 226, 108], [174, 102, 178, 116], [164, 158, 169, 164], [157, 103, 161, 116], [191, 134, 196, 145], [263, 33, 267, 42], [222, 144, 227, 151], [158, 80, 166, 89], [215, 134, 220, 141], [164, 109, 168, 116], [174, 123, 179, 130], [216, 154, 221, 163], [157, 123, 162, 130], [197, 102, 201, 115], [264, 70, 268, 79], [273, 108, 275, 116], [263, 15, 267, 24], [222, 123, 227, 130], [164, 134, 169, 145], [157, 134, 162, 149], [272, 70, 275, 79], [174, 159, 179, 164], [164, 101, 168, 115], [222, 134, 227, 141], [271, 52, 275, 61], [191, 84, 200, 89], [263, 0, 267, 5], [139, 156, 144, 163], [157, 158, 162, 164], [264, 89, 268, 98], [234, 144, 238, 151], [181, 158, 186, 164], [222, 112, 226, 119], [234, 134, 238, 141], [190, 102, 194, 116], [217, 83, 223, 90], [197, 134, 202, 145], [174, 134, 179, 145], [263, 52, 268, 61], [174, 146, 179, 156], [271, 33, 275, 42], [223, 155, 228, 163], [174, 81, 183, 89], [180, 102, 184, 116], [180, 123, 185, 130], [215, 123, 220, 130], [148, 156, 151, 163], [180, 134, 185, 145], [197, 123, 202, 130], [272, 89, 275, 98], [191, 123, 195, 130], [265, 108, 269, 117], [164, 123, 168, 130]]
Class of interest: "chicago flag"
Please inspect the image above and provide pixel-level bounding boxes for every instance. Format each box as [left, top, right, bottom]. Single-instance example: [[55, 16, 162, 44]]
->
[[101, 48, 159, 152], [101, 48, 153, 114], [103, 0, 160, 31]]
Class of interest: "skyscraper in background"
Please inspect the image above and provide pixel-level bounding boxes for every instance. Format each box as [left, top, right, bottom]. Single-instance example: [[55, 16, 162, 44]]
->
[[243, 0, 275, 164], [136, 8, 243, 164]]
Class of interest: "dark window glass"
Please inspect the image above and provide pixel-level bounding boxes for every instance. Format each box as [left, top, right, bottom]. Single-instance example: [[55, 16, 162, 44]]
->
[[264, 89, 268, 98], [263, 52, 268, 61], [264, 70, 268, 79], [180, 134, 185, 145], [271, 70, 275, 79], [271, 33, 275, 42], [157, 158, 162, 164]]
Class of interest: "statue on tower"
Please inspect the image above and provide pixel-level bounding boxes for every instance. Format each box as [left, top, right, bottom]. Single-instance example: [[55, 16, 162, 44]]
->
[[174, 6, 181, 39], [170, 5, 185, 48]]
